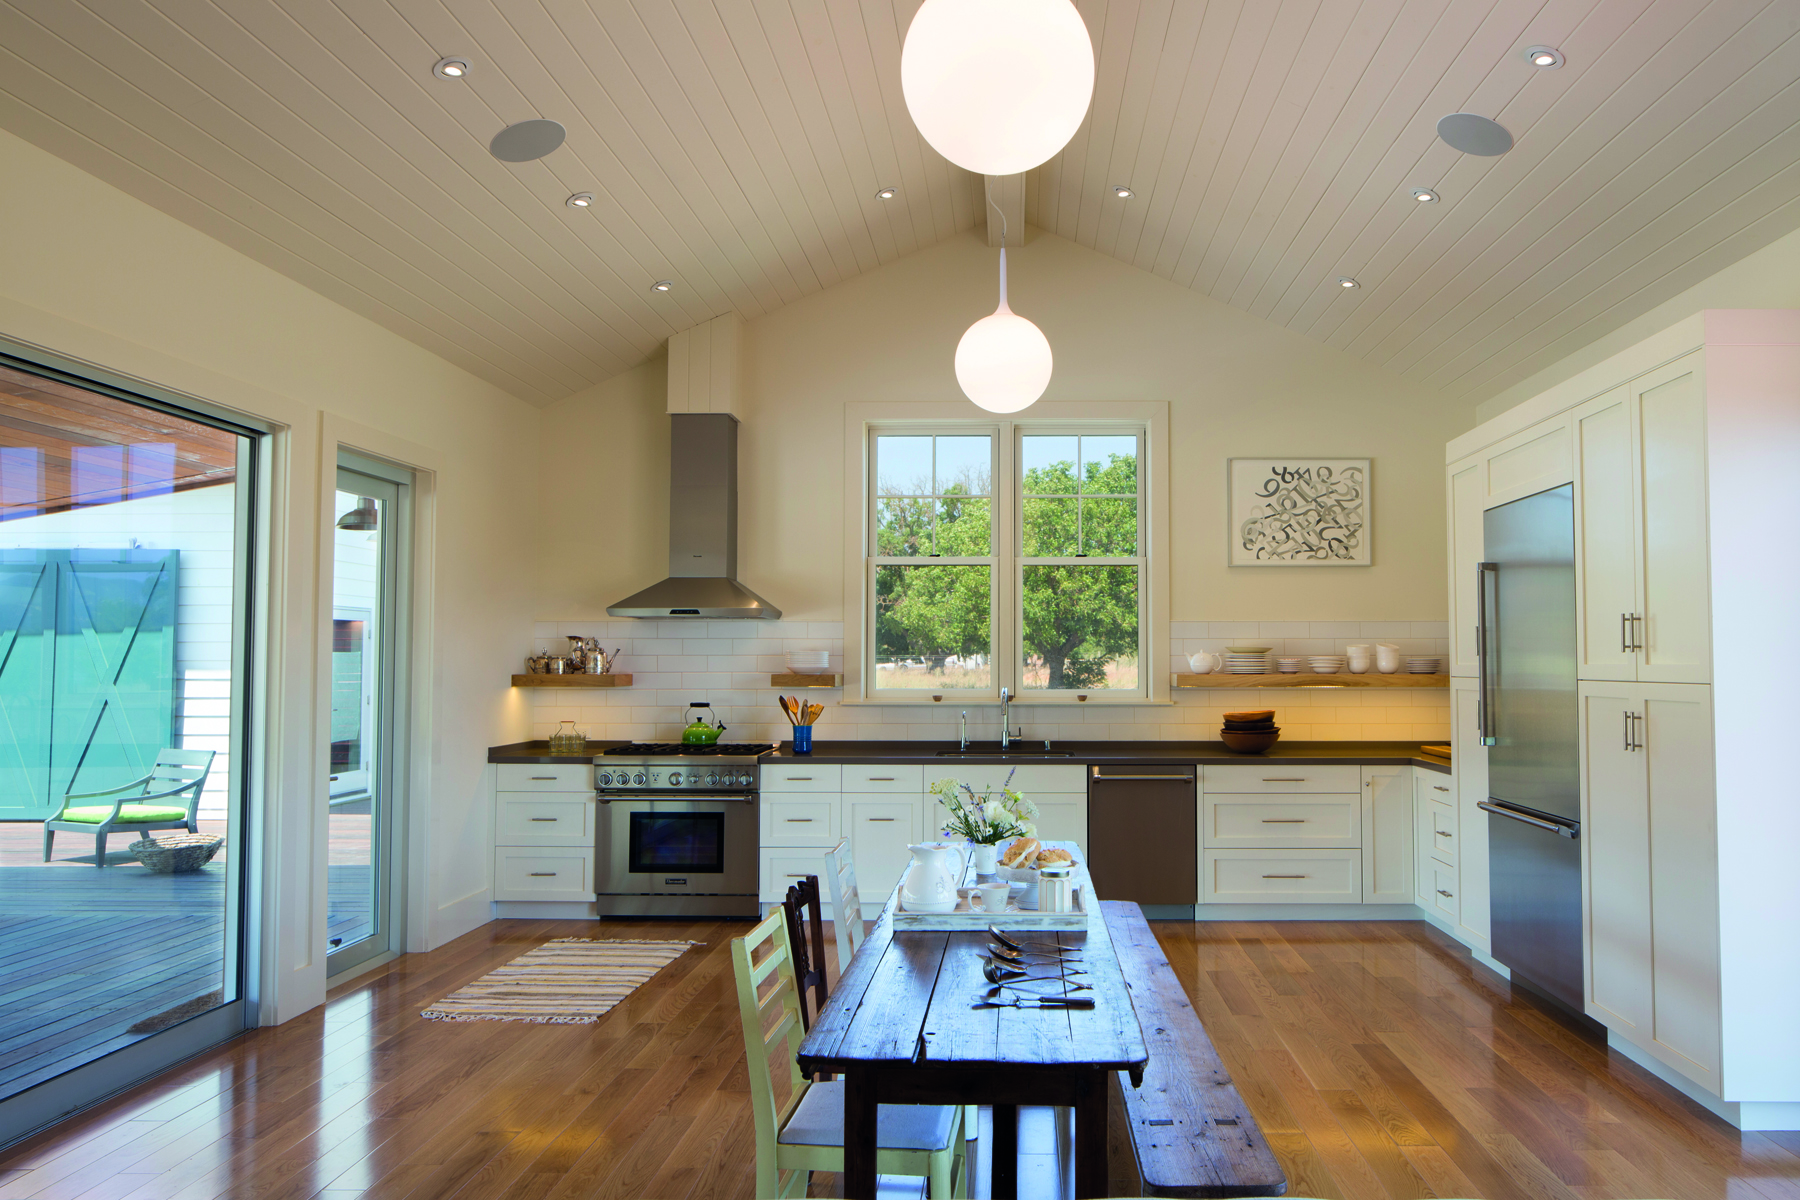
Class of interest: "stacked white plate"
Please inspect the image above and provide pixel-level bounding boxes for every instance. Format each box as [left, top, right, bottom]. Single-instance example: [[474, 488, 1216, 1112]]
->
[[1307, 655, 1347, 674], [787, 650, 831, 672], [1405, 657, 1442, 674], [1225, 653, 1270, 674], [1275, 657, 1303, 674]]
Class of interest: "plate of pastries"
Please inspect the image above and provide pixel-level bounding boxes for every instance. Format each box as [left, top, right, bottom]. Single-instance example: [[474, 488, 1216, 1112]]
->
[[997, 837, 1075, 871]]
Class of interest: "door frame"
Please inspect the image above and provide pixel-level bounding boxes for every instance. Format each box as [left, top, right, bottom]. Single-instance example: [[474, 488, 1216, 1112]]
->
[[325, 453, 412, 980]]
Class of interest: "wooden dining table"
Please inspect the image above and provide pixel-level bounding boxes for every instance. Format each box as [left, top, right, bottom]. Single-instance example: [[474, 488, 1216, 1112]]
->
[[796, 847, 1148, 1200]]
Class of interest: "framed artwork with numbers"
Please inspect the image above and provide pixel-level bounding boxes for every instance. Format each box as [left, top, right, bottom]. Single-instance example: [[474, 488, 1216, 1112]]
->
[[1228, 458, 1371, 566]]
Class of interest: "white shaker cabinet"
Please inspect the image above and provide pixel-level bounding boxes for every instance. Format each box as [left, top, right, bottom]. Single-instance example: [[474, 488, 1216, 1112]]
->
[[1449, 678, 1490, 949], [1447, 456, 1486, 676], [1574, 357, 1711, 684], [1361, 767, 1413, 905], [1581, 681, 1720, 1091]]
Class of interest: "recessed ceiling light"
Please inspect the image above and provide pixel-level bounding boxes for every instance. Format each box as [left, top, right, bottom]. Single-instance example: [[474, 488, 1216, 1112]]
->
[[651, 280, 674, 293], [1524, 45, 1564, 69], [1112, 184, 1134, 199], [1411, 188, 1440, 203], [875, 185, 899, 200], [433, 57, 469, 79], [1337, 277, 1360, 289], [566, 192, 593, 209]]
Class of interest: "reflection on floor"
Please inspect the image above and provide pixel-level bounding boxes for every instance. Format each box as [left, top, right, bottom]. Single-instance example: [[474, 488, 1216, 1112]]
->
[[0, 917, 1795, 1199]]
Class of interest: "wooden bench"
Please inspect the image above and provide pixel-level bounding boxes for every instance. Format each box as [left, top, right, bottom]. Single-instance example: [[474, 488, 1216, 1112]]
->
[[1102, 900, 1287, 1198]]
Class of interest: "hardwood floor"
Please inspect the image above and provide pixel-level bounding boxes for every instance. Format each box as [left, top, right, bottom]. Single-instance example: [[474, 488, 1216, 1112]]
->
[[0, 916, 1795, 1200]]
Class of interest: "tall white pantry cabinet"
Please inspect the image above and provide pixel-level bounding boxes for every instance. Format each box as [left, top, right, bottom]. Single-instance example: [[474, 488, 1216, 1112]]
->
[[1445, 310, 1800, 1131]]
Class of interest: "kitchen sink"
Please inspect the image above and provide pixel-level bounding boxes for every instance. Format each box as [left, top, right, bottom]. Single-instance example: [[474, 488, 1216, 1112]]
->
[[935, 747, 1073, 758]]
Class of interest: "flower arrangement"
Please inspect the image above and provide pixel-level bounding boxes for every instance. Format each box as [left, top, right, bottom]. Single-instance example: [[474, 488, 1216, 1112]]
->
[[931, 769, 1039, 845]]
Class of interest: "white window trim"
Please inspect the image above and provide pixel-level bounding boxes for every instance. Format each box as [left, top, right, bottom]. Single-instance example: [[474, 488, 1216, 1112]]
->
[[841, 400, 1169, 706]]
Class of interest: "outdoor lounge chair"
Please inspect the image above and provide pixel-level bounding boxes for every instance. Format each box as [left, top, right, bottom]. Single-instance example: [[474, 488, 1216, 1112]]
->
[[42, 749, 217, 866]]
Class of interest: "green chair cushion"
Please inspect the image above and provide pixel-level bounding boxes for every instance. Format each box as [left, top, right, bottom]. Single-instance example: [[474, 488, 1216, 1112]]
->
[[57, 805, 190, 825]]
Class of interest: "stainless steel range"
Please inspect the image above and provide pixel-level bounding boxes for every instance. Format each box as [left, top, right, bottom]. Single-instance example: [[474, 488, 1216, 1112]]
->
[[594, 743, 772, 918]]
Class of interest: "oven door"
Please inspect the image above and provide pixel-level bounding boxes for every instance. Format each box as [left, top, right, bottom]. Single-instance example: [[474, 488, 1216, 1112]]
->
[[599, 794, 757, 896]]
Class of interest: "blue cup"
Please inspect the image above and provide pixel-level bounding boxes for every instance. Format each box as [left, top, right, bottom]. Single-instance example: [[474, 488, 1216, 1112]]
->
[[792, 725, 814, 754]]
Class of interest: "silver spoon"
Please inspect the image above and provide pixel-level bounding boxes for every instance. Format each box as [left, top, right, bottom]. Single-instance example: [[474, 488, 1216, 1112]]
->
[[971, 996, 1096, 1010], [982, 962, 1092, 991], [989, 926, 1082, 955], [981, 954, 1088, 978], [987, 942, 1079, 965]]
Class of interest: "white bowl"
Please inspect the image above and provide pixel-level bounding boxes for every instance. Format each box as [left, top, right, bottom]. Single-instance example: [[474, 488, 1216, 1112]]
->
[[1311, 663, 1342, 674], [787, 651, 831, 671]]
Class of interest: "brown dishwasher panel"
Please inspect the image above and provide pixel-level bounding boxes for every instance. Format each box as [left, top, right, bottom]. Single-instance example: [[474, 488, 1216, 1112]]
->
[[1086, 765, 1197, 907]]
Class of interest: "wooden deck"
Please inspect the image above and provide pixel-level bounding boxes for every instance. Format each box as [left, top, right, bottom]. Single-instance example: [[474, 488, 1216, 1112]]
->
[[0, 812, 374, 1101]]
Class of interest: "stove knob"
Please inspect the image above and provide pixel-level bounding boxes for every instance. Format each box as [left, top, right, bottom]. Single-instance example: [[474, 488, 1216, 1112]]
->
[[706, 772, 720, 787], [632, 771, 647, 787], [597, 771, 612, 787], [740, 772, 755, 788], [667, 771, 682, 787]]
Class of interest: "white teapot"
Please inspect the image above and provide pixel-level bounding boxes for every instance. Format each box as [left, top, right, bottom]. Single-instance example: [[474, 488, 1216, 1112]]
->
[[901, 842, 967, 913], [1187, 651, 1220, 675]]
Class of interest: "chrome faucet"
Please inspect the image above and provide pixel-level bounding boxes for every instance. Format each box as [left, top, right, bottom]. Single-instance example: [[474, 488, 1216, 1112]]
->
[[960, 710, 969, 752], [999, 687, 1013, 750]]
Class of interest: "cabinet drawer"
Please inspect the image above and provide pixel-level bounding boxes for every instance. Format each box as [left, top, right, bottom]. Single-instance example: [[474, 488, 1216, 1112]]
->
[[496, 763, 594, 792], [843, 763, 922, 792], [1429, 803, 1457, 867], [1202, 765, 1361, 794], [1430, 864, 1459, 919], [1204, 797, 1359, 848], [762, 797, 841, 847], [761, 849, 831, 903], [763, 764, 842, 793], [923, 763, 1085, 794], [494, 848, 594, 901], [1203, 849, 1361, 904], [495, 796, 595, 845], [1414, 771, 1455, 805]]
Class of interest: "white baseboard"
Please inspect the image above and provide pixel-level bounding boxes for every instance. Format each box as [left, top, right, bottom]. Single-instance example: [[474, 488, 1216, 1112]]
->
[[493, 901, 600, 920], [1605, 1033, 1799, 1129], [1192, 903, 1428, 921]]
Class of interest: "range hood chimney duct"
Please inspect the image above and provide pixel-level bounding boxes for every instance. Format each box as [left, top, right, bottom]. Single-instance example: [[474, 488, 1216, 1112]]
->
[[606, 413, 781, 619]]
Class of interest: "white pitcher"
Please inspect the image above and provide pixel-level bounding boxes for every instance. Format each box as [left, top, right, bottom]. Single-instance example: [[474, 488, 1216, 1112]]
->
[[901, 842, 967, 913], [1187, 651, 1220, 675]]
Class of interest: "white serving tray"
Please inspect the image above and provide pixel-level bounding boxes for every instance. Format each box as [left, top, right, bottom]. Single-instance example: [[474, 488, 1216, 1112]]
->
[[888, 840, 1091, 931]]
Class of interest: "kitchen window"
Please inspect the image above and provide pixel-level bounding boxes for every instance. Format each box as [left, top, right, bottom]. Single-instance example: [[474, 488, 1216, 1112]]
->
[[862, 419, 1154, 701]]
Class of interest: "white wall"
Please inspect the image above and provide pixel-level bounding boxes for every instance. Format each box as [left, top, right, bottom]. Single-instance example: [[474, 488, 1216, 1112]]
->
[[0, 127, 538, 1023], [536, 228, 1463, 744], [0, 485, 237, 815]]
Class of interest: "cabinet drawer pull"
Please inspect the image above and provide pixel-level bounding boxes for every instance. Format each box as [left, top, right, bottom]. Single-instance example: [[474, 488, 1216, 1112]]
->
[[529, 872, 557, 877], [1262, 874, 1308, 879], [867, 817, 897, 822], [785, 818, 815, 823], [1436, 830, 1453, 838], [1261, 777, 1306, 782], [784, 776, 814, 781], [867, 776, 896, 781], [1437, 889, 1453, 897], [529, 817, 558, 822], [1260, 819, 1306, 824], [1433, 785, 1449, 792], [786, 873, 809, 878], [530, 776, 556, 780]]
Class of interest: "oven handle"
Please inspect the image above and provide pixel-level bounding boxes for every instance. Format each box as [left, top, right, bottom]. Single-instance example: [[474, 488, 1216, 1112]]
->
[[597, 793, 756, 804]]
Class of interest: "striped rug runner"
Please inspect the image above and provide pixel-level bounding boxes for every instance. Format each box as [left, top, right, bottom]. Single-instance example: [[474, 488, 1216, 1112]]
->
[[422, 937, 697, 1024]]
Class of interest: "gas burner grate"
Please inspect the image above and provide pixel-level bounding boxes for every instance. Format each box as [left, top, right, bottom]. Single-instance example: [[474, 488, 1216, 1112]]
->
[[601, 742, 775, 756]]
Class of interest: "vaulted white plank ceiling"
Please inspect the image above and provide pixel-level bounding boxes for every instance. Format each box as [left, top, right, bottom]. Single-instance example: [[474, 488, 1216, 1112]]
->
[[0, 0, 1795, 406]]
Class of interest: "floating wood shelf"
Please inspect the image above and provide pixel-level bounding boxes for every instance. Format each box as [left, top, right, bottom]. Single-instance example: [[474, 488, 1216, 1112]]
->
[[1173, 672, 1450, 689], [771, 673, 843, 688], [510, 674, 633, 688]]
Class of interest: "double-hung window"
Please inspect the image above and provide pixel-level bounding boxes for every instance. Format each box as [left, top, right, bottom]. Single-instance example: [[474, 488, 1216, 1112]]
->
[[864, 421, 1150, 700]]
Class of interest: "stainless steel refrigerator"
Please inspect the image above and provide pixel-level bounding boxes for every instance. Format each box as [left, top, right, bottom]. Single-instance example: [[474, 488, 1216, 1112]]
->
[[1476, 484, 1584, 1013]]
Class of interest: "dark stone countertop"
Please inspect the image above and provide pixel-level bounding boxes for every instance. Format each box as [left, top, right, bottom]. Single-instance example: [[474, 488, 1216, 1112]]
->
[[488, 739, 1452, 774]]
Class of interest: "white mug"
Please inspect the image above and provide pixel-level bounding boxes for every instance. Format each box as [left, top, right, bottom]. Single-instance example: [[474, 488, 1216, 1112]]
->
[[979, 882, 1012, 913]]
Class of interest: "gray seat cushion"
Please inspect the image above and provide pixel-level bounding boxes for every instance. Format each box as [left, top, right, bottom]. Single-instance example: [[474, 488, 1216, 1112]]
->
[[778, 1081, 957, 1152]]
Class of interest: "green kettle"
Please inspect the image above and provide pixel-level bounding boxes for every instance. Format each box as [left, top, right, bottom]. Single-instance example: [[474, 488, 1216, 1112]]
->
[[680, 701, 725, 745]]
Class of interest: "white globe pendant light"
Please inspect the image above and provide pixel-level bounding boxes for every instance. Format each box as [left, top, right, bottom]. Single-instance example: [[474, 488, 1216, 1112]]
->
[[902, 0, 1095, 176], [956, 222, 1051, 413]]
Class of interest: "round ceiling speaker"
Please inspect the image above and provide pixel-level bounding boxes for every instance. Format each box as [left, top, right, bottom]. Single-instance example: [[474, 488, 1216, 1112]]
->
[[1436, 113, 1513, 156], [489, 119, 567, 163], [902, 0, 1095, 176]]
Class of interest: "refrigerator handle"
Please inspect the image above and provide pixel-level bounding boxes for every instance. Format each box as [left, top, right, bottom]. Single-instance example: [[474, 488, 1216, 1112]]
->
[[1475, 562, 1499, 746], [1479, 800, 1580, 839]]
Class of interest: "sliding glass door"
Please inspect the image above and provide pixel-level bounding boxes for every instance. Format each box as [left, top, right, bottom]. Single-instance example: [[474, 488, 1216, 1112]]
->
[[0, 352, 256, 1144], [326, 457, 407, 975]]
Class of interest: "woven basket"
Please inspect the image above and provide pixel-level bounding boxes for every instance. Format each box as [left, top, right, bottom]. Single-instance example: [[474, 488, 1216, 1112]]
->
[[129, 833, 224, 874]]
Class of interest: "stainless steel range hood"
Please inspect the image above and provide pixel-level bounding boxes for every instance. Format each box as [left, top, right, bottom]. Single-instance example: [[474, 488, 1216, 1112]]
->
[[607, 413, 781, 619]]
